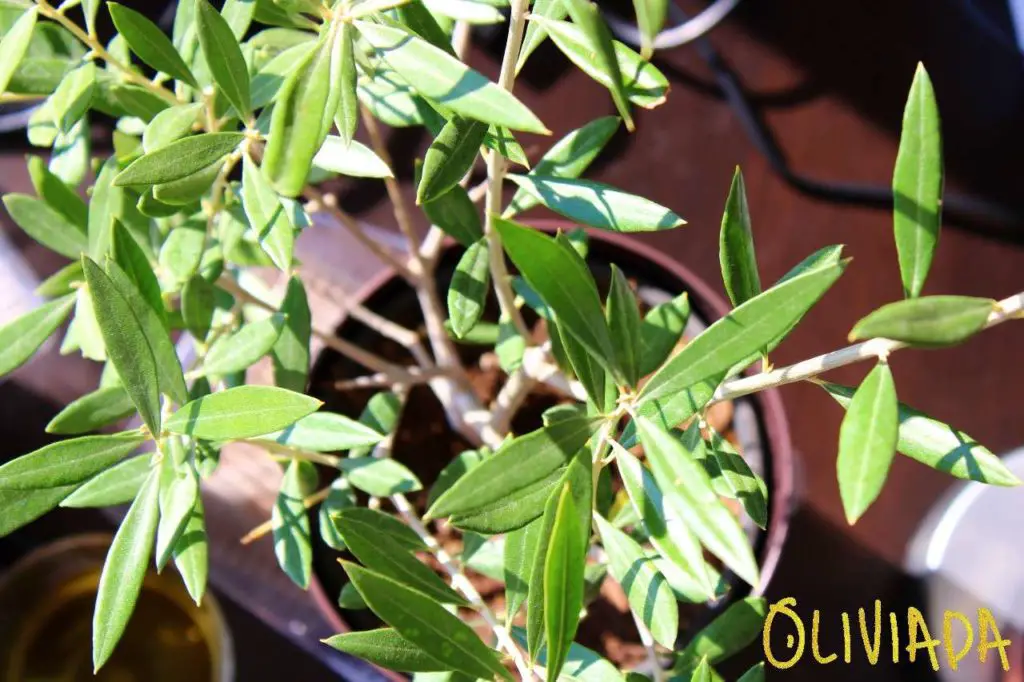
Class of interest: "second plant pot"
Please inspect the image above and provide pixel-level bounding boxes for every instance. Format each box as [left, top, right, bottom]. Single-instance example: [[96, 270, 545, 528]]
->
[[304, 221, 795, 679]]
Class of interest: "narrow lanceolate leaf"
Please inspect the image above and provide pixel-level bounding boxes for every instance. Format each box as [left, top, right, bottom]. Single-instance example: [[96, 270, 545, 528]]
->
[[334, 509, 466, 605], [561, 0, 633, 130], [173, 498, 209, 605], [820, 381, 1019, 486], [261, 411, 384, 452], [114, 133, 245, 187], [633, 0, 668, 58], [111, 222, 166, 329], [719, 167, 761, 307], [504, 517, 543, 621], [737, 663, 766, 682], [638, 292, 690, 377], [181, 274, 215, 340], [639, 259, 847, 406], [263, 33, 333, 197], [143, 102, 202, 153], [447, 239, 490, 338], [355, 21, 548, 134], [319, 478, 355, 549], [4, 194, 89, 258], [272, 276, 311, 391], [0, 294, 75, 378], [703, 428, 768, 529], [0, 8, 38, 94], [313, 138, 392, 178], [201, 314, 286, 376], [335, 22, 359, 146], [636, 417, 760, 587], [0, 485, 77, 538], [544, 484, 586, 681], [156, 461, 199, 569], [0, 432, 145, 490], [92, 467, 160, 671], [849, 295, 994, 347], [449, 467, 564, 534], [332, 508, 427, 552], [28, 156, 88, 231], [422, 184, 482, 247], [676, 597, 767, 671], [426, 416, 600, 519], [242, 154, 294, 271], [108, 3, 198, 88], [37, 262, 85, 298], [196, 0, 251, 119], [340, 457, 422, 497], [508, 175, 683, 233], [342, 562, 512, 681], [165, 385, 322, 440], [418, 116, 487, 203], [50, 62, 96, 134], [496, 218, 617, 375], [688, 658, 714, 682], [322, 628, 447, 673], [505, 116, 620, 217], [612, 441, 715, 600], [46, 386, 137, 435], [527, 449, 592, 659], [273, 459, 313, 588], [104, 259, 189, 405], [83, 259, 162, 437], [62, 456, 150, 509], [595, 514, 678, 649], [837, 362, 899, 524], [532, 16, 669, 109], [606, 265, 642, 386], [893, 64, 942, 299]]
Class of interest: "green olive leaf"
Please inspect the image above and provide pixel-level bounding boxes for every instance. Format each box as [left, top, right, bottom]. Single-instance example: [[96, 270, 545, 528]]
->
[[418, 115, 486, 204], [313, 137, 392, 178], [200, 314, 287, 377], [893, 63, 942, 299], [561, 0, 633, 129], [165, 385, 322, 440], [719, 167, 761, 307], [46, 386, 137, 435], [447, 238, 490, 339], [241, 153, 294, 271], [820, 381, 1020, 486], [273, 458, 314, 588], [322, 628, 447, 673], [114, 133, 244, 187], [543, 483, 586, 681], [0, 432, 145, 490], [504, 516, 543, 622], [195, 0, 251, 119], [0, 294, 75, 378], [108, 2, 198, 87], [837, 362, 899, 524], [675, 597, 767, 672], [633, 0, 668, 58], [355, 20, 548, 134], [849, 295, 994, 347], [341, 561, 512, 680], [172, 497, 209, 605], [340, 457, 422, 497], [3, 193, 89, 258], [606, 264, 642, 386], [61, 455, 151, 509]]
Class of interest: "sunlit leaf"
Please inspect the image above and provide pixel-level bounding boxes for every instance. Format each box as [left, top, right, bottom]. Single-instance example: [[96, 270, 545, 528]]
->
[[322, 628, 447, 672], [606, 265, 641, 386], [849, 295, 994, 347], [0, 294, 75, 378], [447, 239, 490, 339], [108, 2, 198, 87], [719, 167, 761, 307], [543, 484, 586, 681], [114, 133, 244, 187], [165, 385, 322, 440], [242, 153, 294, 270], [273, 459, 314, 588], [313, 137, 392, 178], [3, 193, 88, 258], [419, 116, 486, 204], [196, 0, 251, 119], [61, 455, 150, 508], [0, 432, 144, 490], [46, 386, 137, 435]]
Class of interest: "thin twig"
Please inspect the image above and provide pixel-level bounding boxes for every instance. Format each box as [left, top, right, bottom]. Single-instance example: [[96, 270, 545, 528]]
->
[[240, 487, 331, 545], [711, 290, 1024, 404], [333, 367, 452, 391], [240, 438, 342, 467], [482, 0, 532, 340], [489, 364, 535, 435]]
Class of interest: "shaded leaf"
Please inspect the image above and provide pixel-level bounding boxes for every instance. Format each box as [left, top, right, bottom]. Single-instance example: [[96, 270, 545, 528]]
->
[[505, 116, 620, 217], [544, 484, 586, 681], [422, 184, 481, 247], [3, 193, 88, 258], [719, 167, 760, 307], [313, 137, 392, 178], [92, 467, 160, 670], [0, 294, 75, 378], [426, 416, 600, 520], [155, 457, 199, 569], [836, 362, 900, 524], [355, 20, 548, 133], [261, 411, 384, 452], [849, 295, 994, 347], [108, 2, 197, 87], [504, 517, 543, 622], [0, 8, 38, 94], [273, 459, 314, 588], [242, 153, 294, 270], [271, 275, 311, 391], [319, 477, 355, 550], [342, 562, 512, 680], [27, 155, 87, 232], [418, 116, 486, 203], [0, 484, 76, 538], [83, 258, 162, 436], [36, 261, 84, 298], [46, 386, 137, 435], [606, 265, 642, 386], [449, 466, 564, 533], [676, 597, 767, 671], [893, 63, 942, 299], [638, 292, 689, 377], [447, 239, 490, 338], [173, 498, 209, 605], [508, 175, 683, 232], [341, 457, 422, 497], [595, 514, 678, 648], [181, 274, 215, 340], [516, 0, 567, 73], [820, 381, 1019, 486], [165, 385, 322, 440], [636, 418, 759, 587], [703, 427, 768, 529]]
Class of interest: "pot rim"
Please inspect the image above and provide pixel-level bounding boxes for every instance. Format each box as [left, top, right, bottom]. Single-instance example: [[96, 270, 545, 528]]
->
[[306, 219, 796, 670]]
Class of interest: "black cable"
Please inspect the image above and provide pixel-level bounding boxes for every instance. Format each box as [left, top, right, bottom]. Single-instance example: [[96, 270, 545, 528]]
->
[[651, 4, 1024, 243]]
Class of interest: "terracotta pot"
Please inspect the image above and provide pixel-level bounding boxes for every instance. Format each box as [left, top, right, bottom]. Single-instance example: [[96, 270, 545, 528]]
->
[[304, 221, 796, 678]]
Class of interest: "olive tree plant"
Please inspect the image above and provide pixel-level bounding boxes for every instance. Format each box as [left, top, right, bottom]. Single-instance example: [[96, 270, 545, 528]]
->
[[0, 0, 1020, 679]]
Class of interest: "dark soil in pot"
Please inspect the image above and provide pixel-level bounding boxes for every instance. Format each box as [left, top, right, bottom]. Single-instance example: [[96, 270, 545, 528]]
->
[[305, 224, 795, 675]]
